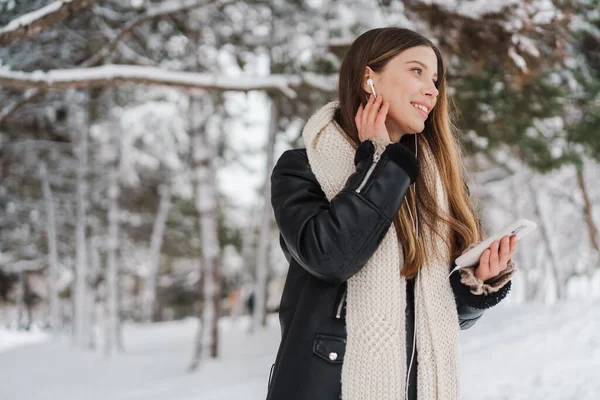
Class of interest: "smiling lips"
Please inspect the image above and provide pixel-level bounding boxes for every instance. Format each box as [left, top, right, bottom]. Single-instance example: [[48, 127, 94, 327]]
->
[[411, 102, 430, 119]]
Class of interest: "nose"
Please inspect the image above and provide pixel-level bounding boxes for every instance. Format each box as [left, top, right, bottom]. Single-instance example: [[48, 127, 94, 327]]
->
[[422, 81, 439, 99]]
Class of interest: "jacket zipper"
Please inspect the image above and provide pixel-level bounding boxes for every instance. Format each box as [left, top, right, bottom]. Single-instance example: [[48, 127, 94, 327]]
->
[[335, 288, 347, 319], [355, 152, 381, 194]]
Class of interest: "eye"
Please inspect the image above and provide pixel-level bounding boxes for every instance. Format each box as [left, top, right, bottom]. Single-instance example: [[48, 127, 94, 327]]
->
[[412, 68, 422, 75]]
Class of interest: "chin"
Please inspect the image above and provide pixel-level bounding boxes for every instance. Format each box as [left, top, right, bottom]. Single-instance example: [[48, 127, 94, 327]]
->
[[408, 124, 425, 134]]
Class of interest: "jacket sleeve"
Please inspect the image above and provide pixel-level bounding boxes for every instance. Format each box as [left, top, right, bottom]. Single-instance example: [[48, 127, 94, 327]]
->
[[449, 238, 515, 329], [450, 268, 512, 330], [271, 140, 419, 285]]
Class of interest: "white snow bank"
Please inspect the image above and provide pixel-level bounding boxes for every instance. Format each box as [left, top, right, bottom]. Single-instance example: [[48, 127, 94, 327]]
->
[[0, 325, 50, 354], [0, 301, 598, 399]]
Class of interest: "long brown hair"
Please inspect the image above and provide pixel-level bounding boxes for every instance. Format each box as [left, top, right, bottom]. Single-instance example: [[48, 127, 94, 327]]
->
[[337, 27, 482, 278]]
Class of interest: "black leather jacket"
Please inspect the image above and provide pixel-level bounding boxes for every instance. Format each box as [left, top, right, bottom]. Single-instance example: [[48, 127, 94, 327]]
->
[[266, 140, 511, 400]]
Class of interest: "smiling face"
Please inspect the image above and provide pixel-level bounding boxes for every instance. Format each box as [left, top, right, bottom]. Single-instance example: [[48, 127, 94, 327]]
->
[[365, 46, 440, 142]]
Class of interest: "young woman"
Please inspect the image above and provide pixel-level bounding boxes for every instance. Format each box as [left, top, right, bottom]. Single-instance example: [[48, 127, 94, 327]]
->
[[266, 27, 517, 400]]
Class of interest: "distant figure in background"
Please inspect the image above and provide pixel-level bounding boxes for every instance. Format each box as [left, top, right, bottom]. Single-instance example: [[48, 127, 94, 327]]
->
[[266, 27, 519, 400], [245, 291, 255, 316]]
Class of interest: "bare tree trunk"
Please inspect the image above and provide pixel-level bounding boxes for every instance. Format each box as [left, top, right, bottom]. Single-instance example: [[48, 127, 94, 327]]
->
[[241, 207, 260, 273], [236, 207, 260, 323], [40, 162, 60, 333], [84, 240, 98, 349], [89, 240, 101, 347], [189, 259, 205, 371], [198, 132, 220, 360], [576, 166, 600, 254], [16, 271, 26, 329], [71, 89, 89, 346], [253, 98, 278, 330], [15, 268, 33, 330], [189, 97, 221, 369], [142, 184, 171, 322], [104, 162, 121, 356], [526, 177, 564, 300]]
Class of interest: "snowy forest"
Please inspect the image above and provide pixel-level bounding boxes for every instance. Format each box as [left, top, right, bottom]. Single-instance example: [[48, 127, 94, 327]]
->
[[0, 0, 599, 399]]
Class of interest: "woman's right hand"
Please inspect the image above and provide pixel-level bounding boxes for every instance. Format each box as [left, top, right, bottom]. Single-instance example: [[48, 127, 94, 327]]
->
[[355, 94, 390, 143]]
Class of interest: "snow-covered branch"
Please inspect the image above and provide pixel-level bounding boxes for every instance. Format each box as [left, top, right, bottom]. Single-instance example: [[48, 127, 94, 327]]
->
[[85, 0, 230, 67], [0, 65, 337, 98], [1, 260, 45, 273], [0, 0, 98, 46], [0, 0, 236, 124]]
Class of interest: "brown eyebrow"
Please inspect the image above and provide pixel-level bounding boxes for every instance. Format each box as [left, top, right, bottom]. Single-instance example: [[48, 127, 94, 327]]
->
[[406, 60, 438, 78]]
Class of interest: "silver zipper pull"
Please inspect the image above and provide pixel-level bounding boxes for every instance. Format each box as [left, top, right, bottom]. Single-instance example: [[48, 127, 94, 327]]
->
[[355, 151, 382, 194], [335, 288, 347, 319]]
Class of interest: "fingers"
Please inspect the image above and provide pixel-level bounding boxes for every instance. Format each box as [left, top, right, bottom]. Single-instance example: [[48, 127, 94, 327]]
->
[[509, 234, 518, 255], [366, 94, 383, 127], [498, 236, 511, 267], [475, 248, 491, 281], [355, 94, 388, 142], [478, 248, 490, 272], [477, 235, 517, 281], [361, 94, 374, 129], [490, 240, 500, 272], [375, 99, 389, 127]]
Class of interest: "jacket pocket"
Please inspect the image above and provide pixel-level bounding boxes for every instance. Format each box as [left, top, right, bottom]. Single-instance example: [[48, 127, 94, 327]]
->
[[312, 334, 346, 364]]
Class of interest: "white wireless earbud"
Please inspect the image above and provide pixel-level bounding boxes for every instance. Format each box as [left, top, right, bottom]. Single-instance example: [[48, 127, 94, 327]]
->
[[367, 78, 377, 98]]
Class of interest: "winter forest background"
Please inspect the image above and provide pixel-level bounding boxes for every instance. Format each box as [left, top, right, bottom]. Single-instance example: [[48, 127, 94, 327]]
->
[[0, 0, 599, 399]]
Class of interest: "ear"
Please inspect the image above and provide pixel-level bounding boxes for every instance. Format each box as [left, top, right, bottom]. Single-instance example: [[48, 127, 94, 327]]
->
[[362, 66, 376, 95]]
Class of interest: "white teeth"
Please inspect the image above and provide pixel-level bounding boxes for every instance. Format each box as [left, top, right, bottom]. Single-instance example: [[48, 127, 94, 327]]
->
[[411, 103, 428, 113]]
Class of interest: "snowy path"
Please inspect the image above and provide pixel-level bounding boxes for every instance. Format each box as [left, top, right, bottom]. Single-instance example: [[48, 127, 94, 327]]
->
[[1, 301, 599, 400], [0, 317, 280, 400]]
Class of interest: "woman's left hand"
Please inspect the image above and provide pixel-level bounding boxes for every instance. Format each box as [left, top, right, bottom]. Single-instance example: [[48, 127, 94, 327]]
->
[[474, 235, 518, 282]]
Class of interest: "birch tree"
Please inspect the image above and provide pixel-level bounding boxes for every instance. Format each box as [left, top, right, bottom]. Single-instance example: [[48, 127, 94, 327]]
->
[[40, 162, 60, 333], [142, 184, 172, 322], [70, 89, 90, 346], [189, 96, 221, 369], [252, 97, 278, 330], [576, 166, 599, 256], [88, 237, 102, 347], [105, 155, 121, 355], [528, 174, 564, 300], [16, 270, 28, 329]]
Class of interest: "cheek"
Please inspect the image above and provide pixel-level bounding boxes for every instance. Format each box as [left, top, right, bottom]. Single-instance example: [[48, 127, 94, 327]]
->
[[383, 81, 416, 108], [383, 88, 407, 108], [385, 99, 405, 120], [387, 103, 419, 129]]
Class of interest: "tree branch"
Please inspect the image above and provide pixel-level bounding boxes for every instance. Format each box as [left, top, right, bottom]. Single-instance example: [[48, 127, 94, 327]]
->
[[0, 89, 44, 125], [93, 16, 155, 66], [0, 65, 337, 98], [0, 0, 230, 124], [85, 0, 230, 67], [0, 0, 98, 46], [1, 260, 45, 273]]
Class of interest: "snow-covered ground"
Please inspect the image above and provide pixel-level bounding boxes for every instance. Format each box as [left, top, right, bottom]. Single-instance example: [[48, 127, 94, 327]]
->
[[1, 300, 599, 400], [0, 325, 49, 354]]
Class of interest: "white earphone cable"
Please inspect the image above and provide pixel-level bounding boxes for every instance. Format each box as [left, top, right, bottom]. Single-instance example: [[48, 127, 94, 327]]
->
[[405, 134, 418, 400]]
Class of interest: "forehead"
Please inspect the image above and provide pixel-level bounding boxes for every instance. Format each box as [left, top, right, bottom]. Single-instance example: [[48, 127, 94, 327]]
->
[[386, 46, 438, 74]]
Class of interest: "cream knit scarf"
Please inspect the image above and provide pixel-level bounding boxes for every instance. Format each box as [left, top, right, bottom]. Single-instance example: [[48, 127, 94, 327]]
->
[[302, 102, 461, 400]]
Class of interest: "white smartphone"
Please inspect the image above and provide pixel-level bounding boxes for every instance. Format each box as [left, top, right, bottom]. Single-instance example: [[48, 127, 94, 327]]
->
[[450, 218, 537, 274]]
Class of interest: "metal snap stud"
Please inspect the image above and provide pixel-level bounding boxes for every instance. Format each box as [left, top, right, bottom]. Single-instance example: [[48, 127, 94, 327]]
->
[[329, 352, 338, 361]]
